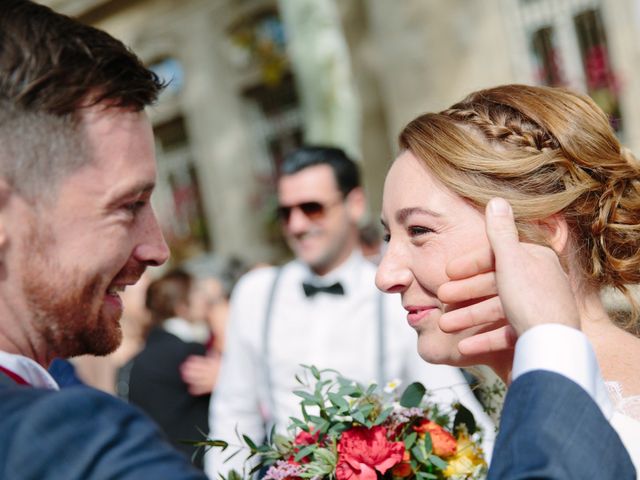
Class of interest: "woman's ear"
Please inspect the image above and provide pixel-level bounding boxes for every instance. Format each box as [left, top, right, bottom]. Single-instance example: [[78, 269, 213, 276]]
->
[[538, 214, 569, 254]]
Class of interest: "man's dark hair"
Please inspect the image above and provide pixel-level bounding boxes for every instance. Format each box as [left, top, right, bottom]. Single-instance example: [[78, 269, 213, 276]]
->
[[0, 0, 165, 198], [0, 0, 163, 114], [279, 146, 361, 197]]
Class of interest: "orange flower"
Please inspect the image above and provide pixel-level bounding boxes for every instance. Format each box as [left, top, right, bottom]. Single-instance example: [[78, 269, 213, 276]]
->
[[413, 420, 457, 457], [391, 451, 412, 478]]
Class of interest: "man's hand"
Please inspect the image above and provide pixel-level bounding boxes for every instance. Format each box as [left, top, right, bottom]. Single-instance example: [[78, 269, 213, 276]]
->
[[438, 197, 580, 358]]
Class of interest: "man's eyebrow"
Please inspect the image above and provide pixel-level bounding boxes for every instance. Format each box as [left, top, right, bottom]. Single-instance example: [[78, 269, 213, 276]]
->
[[108, 181, 156, 203], [396, 207, 441, 223]]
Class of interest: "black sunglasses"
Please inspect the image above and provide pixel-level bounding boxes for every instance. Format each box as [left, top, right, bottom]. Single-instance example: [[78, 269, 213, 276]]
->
[[277, 198, 344, 223], [277, 202, 325, 222]]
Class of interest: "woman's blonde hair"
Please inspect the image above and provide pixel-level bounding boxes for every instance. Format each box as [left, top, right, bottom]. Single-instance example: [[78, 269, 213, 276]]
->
[[399, 84, 640, 322]]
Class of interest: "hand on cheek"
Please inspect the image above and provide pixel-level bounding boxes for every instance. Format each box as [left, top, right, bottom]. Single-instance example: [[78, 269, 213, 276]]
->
[[439, 198, 580, 374]]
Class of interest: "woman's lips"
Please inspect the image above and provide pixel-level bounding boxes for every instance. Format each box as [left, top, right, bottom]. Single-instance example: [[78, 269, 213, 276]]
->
[[405, 307, 436, 328]]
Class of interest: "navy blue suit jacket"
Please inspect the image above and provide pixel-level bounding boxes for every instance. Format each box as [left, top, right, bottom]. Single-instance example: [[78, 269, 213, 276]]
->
[[490, 370, 636, 479], [0, 384, 207, 480]]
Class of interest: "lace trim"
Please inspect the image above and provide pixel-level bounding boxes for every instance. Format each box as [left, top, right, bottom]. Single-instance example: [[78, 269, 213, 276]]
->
[[606, 381, 640, 421]]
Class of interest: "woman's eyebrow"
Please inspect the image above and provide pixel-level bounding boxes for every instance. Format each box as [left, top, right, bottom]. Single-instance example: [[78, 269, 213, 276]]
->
[[396, 207, 441, 223]]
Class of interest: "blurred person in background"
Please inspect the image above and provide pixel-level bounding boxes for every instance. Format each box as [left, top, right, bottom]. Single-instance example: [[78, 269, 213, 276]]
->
[[180, 257, 247, 396], [124, 269, 211, 469], [204, 146, 495, 477], [358, 220, 384, 264]]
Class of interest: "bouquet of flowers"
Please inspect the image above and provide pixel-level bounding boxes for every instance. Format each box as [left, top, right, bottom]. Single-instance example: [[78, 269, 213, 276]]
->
[[206, 366, 487, 480]]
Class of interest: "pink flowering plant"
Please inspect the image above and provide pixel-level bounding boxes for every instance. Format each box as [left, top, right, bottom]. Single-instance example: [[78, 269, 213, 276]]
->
[[205, 366, 487, 480]]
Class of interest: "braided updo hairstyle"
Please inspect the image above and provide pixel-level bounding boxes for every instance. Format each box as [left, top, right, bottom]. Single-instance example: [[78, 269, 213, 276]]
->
[[399, 84, 640, 322]]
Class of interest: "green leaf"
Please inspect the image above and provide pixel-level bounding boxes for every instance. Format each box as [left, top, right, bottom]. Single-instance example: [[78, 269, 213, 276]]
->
[[352, 410, 367, 425], [289, 417, 310, 432], [423, 432, 432, 453], [227, 470, 244, 480], [428, 454, 448, 470], [400, 382, 426, 408], [416, 472, 438, 480], [453, 402, 477, 435], [185, 439, 228, 450], [294, 444, 316, 462], [328, 392, 349, 411], [411, 444, 427, 464], [365, 383, 378, 396], [311, 365, 321, 380], [242, 434, 257, 450], [373, 406, 393, 426], [293, 390, 320, 404], [404, 432, 417, 450]]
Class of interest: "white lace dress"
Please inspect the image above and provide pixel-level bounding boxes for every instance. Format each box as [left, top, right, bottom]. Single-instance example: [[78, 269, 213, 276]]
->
[[607, 381, 640, 477]]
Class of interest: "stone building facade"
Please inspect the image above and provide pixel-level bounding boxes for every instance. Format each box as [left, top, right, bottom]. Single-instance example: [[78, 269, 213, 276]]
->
[[39, 0, 640, 266]]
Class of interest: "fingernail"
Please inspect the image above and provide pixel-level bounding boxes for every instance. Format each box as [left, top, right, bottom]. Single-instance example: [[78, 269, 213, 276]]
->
[[488, 197, 511, 216]]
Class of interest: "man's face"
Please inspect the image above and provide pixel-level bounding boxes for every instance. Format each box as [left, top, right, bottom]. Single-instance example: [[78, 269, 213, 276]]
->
[[7, 106, 169, 362], [277, 164, 362, 275]]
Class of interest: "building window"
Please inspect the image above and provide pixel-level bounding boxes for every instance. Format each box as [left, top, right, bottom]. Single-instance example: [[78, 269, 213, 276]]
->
[[510, 0, 623, 132], [154, 116, 211, 262]]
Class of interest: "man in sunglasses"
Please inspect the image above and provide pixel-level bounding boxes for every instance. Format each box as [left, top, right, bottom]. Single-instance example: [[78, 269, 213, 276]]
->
[[205, 146, 495, 477]]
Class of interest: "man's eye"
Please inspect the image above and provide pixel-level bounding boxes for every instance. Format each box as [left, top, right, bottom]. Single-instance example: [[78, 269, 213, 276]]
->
[[124, 201, 146, 213]]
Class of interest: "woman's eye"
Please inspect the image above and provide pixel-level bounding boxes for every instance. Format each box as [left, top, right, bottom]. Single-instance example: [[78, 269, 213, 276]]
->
[[382, 233, 391, 243], [408, 226, 433, 237]]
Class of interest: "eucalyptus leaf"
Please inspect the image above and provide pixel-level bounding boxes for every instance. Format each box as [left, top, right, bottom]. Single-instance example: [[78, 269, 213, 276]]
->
[[404, 432, 417, 450], [373, 406, 393, 426], [400, 382, 426, 408], [294, 444, 316, 462], [429, 454, 448, 470], [416, 472, 437, 480], [311, 365, 321, 380], [328, 392, 349, 411]]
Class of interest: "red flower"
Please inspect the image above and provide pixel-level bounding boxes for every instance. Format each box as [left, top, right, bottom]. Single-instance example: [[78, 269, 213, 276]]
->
[[336, 426, 404, 480], [288, 429, 320, 464], [294, 429, 319, 446], [413, 420, 457, 457]]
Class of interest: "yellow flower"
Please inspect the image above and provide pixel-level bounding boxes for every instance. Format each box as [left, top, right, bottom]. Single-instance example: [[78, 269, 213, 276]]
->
[[442, 429, 487, 478]]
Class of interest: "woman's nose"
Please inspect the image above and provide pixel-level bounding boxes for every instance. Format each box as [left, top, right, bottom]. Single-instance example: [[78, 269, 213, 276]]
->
[[375, 241, 412, 293]]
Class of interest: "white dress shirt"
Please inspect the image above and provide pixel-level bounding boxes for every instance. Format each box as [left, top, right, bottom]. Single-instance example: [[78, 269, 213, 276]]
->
[[0, 350, 59, 389], [205, 251, 495, 478]]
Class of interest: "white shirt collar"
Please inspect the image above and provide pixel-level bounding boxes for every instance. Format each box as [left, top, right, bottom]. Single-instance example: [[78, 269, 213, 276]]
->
[[0, 350, 59, 390], [162, 317, 210, 344]]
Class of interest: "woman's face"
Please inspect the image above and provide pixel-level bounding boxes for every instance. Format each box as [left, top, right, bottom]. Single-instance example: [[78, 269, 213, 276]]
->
[[375, 151, 491, 366]]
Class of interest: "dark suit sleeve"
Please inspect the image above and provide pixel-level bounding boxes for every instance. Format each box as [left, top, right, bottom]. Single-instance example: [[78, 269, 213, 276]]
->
[[1, 386, 208, 480], [489, 370, 636, 479]]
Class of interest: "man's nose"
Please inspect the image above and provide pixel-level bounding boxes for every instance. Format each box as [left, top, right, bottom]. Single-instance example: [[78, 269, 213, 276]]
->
[[284, 206, 311, 234], [134, 209, 170, 266]]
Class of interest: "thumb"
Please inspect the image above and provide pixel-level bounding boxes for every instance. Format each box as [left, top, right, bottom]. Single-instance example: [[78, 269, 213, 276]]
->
[[485, 197, 520, 261]]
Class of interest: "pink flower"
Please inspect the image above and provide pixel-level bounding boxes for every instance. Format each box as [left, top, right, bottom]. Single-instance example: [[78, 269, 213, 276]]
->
[[336, 426, 404, 480]]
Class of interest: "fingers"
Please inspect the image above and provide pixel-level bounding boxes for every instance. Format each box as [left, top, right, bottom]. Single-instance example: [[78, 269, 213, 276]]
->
[[438, 271, 497, 304], [458, 324, 518, 356], [439, 296, 504, 333], [485, 197, 520, 266], [445, 246, 494, 280]]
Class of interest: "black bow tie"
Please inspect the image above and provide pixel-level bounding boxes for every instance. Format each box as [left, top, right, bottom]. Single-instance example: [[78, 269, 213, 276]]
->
[[302, 281, 345, 298]]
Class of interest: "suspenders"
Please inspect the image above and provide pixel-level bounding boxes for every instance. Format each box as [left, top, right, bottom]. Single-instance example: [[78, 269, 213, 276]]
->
[[261, 267, 386, 426]]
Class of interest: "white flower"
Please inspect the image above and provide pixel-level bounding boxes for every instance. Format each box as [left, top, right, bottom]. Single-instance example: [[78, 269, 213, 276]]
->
[[384, 378, 402, 394]]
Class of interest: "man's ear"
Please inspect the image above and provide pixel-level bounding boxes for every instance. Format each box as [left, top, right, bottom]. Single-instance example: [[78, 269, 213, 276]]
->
[[345, 187, 366, 223], [0, 178, 13, 251], [537, 214, 569, 254]]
